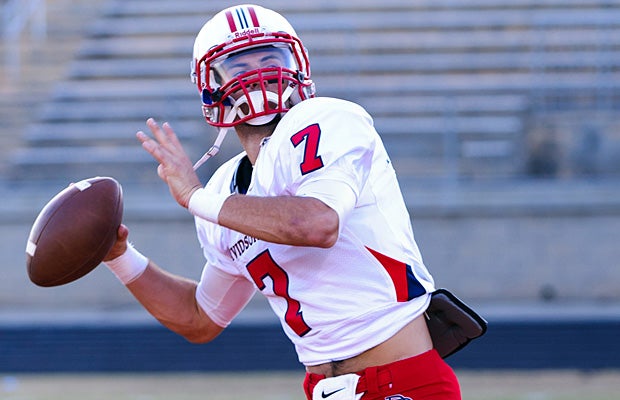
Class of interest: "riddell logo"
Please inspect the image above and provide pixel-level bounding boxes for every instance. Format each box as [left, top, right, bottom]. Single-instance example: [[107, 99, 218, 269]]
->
[[385, 396, 412, 400], [234, 27, 261, 38]]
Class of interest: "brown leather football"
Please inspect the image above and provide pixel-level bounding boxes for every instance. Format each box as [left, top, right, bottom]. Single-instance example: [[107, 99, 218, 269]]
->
[[26, 177, 123, 287]]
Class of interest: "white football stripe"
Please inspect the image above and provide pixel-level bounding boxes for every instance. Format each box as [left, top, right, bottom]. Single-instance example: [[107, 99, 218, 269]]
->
[[26, 240, 37, 257], [74, 180, 92, 191]]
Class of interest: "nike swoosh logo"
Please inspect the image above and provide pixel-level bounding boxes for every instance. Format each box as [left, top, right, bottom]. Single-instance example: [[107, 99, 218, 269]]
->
[[322, 387, 346, 398]]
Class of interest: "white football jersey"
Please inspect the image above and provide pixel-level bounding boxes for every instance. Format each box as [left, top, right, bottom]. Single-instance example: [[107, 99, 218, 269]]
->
[[195, 97, 435, 366]]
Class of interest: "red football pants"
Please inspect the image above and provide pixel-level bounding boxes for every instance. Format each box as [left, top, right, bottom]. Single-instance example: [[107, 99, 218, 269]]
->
[[303, 349, 461, 400]]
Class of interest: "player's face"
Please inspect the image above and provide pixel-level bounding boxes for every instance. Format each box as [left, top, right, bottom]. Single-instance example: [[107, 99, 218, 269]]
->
[[212, 46, 294, 98]]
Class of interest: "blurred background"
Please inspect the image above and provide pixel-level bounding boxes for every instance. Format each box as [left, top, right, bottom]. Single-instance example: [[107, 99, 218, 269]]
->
[[1, 0, 619, 377]]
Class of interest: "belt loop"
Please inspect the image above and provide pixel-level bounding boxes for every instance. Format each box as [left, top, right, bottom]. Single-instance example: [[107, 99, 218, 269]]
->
[[364, 366, 380, 394]]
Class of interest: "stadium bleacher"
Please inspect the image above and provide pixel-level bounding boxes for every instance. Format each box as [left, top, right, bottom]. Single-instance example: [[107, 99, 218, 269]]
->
[[5, 0, 620, 185]]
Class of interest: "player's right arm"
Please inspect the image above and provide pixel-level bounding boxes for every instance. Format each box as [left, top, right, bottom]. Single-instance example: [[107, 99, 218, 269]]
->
[[104, 225, 226, 344]]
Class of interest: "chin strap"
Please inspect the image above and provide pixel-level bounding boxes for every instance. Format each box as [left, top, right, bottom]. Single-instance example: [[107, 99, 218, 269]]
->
[[192, 99, 239, 171], [193, 85, 295, 171], [192, 126, 230, 171]]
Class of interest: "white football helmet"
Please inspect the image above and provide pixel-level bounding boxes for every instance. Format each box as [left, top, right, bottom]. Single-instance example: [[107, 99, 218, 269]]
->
[[192, 4, 314, 124], [190, 4, 315, 169]]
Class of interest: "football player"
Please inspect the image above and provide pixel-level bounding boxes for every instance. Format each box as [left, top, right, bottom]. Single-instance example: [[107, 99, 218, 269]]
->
[[104, 4, 462, 400]]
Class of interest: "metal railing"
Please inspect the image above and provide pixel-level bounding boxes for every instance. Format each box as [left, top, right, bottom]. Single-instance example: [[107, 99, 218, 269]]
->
[[1, 0, 46, 80]]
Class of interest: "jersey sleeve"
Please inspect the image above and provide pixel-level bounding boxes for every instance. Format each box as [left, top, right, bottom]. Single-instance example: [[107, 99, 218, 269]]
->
[[195, 263, 256, 328]]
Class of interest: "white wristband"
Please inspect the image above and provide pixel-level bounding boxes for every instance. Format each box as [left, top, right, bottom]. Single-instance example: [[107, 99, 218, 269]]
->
[[103, 243, 149, 285], [187, 187, 229, 223]]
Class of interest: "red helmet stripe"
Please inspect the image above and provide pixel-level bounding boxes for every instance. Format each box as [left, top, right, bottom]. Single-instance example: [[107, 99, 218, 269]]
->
[[225, 10, 237, 32], [226, 7, 258, 31], [248, 7, 260, 27]]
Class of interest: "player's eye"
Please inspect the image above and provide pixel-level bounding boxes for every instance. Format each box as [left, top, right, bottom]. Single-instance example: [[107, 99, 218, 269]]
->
[[231, 69, 249, 78]]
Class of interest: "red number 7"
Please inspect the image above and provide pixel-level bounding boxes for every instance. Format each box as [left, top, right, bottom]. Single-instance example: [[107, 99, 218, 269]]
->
[[290, 124, 324, 175], [246, 250, 312, 337]]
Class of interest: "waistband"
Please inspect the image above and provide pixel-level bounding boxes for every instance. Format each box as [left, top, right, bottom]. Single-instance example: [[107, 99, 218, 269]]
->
[[304, 349, 441, 396]]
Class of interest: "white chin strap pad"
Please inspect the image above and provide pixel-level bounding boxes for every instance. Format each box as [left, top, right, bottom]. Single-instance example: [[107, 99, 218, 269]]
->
[[236, 90, 280, 124]]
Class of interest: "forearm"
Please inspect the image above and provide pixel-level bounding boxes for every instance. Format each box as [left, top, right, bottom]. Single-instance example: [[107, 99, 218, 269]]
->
[[127, 262, 221, 343], [216, 194, 339, 247], [106, 249, 222, 343]]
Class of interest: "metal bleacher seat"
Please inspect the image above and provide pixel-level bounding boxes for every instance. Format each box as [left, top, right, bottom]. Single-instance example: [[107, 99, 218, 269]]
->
[[8, 0, 620, 185]]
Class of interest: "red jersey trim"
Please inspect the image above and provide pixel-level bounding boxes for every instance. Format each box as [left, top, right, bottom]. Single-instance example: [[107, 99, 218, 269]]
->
[[366, 246, 426, 302]]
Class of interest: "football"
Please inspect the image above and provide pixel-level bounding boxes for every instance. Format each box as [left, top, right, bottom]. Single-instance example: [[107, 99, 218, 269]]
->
[[26, 176, 124, 287]]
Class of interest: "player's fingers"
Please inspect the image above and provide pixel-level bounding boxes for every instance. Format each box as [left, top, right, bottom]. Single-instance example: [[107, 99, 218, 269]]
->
[[136, 130, 161, 153], [137, 131, 166, 163], [162, 122, 183, 148], [146, 118, 170, 144], [146, 119, 186, 158], [136, 130, 150, 145], [146, 118, 165, 143]]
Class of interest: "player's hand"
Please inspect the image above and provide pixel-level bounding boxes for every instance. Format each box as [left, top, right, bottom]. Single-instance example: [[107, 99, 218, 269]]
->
[[136, 118, 203, 208], [103, 224, 129, 262]]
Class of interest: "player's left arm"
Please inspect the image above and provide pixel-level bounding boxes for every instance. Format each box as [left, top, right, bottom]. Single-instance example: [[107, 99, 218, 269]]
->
[[195, 110, 367, 248], [136, 118, 343, 247], [218, 193, 342, 248]]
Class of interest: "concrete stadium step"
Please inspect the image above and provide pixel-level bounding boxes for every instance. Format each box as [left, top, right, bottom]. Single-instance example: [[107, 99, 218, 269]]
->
[[36, 98, 200, 123], [22, 120, 207, 146], [100, 0, 616, 15], [46, 71, 620, 102], [9, 145, 155, 181], [316, 72, 620, 97], [77, 27, 620, 59], [49, 79, 189, 100], [66, 50, 620, 80], [9, 142, 235, 185], [375, 116, 522, 137], [391, 155, 518, 182], [87, 9, 620, 38], [34, 94, 525, 123]]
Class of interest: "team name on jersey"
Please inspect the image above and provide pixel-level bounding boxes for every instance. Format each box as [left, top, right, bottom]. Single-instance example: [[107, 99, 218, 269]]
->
[[229, 235, 258, 261]]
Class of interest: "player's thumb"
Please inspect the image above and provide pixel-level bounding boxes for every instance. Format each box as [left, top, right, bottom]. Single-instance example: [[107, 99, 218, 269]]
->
[[157, 164, 167, 182], [103, 224, 130, 262], [117, 224, 129, 242]]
